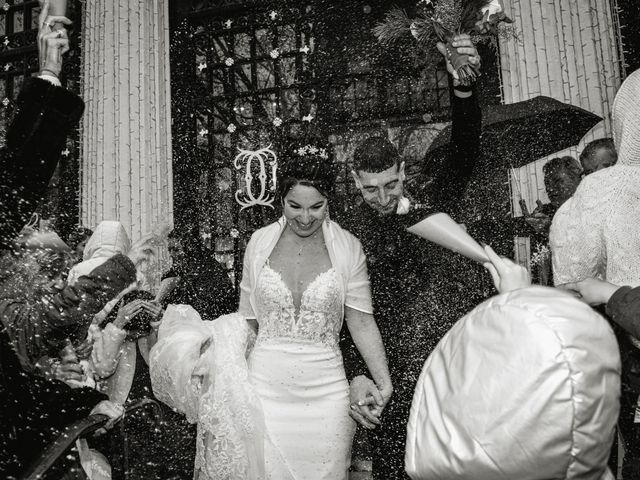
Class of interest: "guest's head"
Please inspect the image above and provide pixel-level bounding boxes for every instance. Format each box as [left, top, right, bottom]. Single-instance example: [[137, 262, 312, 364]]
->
[[543, 156, 582, 208], [66, 226, 94, 259], [278, 143, 336, 238], [351, 137, 405, 216], [579, 138, 617, 176]]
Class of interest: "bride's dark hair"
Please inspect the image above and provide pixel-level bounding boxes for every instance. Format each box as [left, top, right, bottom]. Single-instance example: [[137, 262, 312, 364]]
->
[[277, 141, 337, 199]]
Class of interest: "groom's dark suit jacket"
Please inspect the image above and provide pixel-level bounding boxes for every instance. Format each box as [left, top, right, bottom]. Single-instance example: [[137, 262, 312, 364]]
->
[[337, 90, 486, 479]]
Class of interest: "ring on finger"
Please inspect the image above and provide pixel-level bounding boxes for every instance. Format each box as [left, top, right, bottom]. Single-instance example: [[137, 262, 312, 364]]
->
[[44, 21, 53, 28]]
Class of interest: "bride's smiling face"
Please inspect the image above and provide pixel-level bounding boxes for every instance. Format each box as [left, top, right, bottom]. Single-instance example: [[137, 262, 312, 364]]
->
[[283, 184, 328, 238]]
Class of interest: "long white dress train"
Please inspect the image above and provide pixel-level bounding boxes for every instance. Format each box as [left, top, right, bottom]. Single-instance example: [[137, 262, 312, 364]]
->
[[150, 264, 355, 479], [150, 306, 265, 480]]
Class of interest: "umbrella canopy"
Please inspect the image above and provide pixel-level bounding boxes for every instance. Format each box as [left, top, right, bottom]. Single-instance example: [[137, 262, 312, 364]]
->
[[427, 96, 601, 167], [411, 96, 601, 267]]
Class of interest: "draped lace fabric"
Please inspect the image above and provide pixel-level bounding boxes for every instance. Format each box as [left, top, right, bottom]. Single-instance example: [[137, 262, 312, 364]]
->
[[255, 266, 343, 350], [149, 305, 264, 480]]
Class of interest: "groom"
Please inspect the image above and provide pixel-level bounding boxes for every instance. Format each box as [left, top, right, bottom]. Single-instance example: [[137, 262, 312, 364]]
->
[[339, 34, 484, 479]]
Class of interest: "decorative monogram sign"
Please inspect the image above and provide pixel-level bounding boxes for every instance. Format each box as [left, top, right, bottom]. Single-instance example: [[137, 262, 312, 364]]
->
[[234, 145, 278, 210]]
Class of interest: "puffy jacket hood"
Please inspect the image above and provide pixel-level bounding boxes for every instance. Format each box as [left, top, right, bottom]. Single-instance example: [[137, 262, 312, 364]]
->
[[406, 287, 620, 480], [83, 221, 131, 260], [67, 221, 131, 286], [612, 68, 640, 166]]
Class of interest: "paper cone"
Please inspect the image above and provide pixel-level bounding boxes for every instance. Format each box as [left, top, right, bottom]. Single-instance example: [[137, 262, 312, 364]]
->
[[407, 212, 489, 264]]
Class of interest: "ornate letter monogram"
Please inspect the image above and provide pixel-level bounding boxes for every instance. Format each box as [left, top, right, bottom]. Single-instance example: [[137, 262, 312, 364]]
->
[[234, 145, 278, 210]]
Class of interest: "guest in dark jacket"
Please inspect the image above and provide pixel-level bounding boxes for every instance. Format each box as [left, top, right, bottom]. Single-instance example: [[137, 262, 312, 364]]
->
[[0, 248, 138, 478], [564, 277, 640, 479], [157, 229, 236, 320], [0, 3, 84, 250], [0, 3, 136, 476]]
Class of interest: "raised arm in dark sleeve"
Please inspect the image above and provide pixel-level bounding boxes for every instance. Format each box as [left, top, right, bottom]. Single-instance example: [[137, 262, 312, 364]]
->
[[606, 286, 640, 339], [0, 78, 85, 248], [431, 89, 482, 217]]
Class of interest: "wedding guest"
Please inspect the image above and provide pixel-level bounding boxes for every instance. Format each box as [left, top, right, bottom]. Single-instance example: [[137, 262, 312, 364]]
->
[[157, 229, 235, 321], [66, 226, 94, 262], [580, 138, 618, 176], [0, 0, 82, 250], [550, 68, 640, 480], [0, 237, 139, 478], [524, 156, 582, 237]]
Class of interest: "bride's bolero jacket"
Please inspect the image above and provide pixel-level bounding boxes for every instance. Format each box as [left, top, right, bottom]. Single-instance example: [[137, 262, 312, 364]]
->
[[238, 216, 374, 321]]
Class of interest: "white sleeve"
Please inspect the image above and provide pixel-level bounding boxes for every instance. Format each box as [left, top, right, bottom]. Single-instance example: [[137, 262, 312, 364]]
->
[[238, 235, 257, 319], [550, 182, 606, 285], [344, 236, 374, 314], [38, 73, 62, 87]]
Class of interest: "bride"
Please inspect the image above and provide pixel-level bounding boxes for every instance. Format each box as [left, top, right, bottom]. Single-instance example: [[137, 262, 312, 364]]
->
[[150, 145, 393, 480]]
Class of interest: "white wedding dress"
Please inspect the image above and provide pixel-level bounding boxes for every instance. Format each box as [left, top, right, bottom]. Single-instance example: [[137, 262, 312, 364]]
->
[[150, 264, 354, 480], [251, 264, 354, 479]]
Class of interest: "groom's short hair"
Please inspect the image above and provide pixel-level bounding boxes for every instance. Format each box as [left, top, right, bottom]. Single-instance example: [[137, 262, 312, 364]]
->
[[353, 137, 401, 174]]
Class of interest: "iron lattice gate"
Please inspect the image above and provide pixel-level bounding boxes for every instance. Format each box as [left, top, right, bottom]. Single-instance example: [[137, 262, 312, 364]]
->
[[169, 0, 452, 291]]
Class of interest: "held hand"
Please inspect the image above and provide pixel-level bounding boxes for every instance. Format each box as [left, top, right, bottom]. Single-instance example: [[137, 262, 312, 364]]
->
[[561, 278, 620, 306], [524, 207, 551, 235], [74, 337, 94, 360], [348, 375, 384, 429], [52, 341, 84, 385], [91, 400, 124, 434], [114, 299, 145, 329], [436, 34, 481, 86], [192, 337, 213, 392], [142, 300, 164, 319], [38, 0, 72, 76], [524, 215, 551, 235], [483, 244, 531, 294]]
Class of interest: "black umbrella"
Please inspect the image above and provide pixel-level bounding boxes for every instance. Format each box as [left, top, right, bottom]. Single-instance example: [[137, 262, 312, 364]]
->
[[426, 95, 602, 167], [414, 95, 602, 256]]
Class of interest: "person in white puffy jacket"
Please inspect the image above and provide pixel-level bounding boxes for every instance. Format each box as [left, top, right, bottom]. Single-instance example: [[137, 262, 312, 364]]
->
[[405, 246, 620, 480]]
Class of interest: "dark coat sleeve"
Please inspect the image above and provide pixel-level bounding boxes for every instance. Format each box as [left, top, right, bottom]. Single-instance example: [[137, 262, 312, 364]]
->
[[606, 286, 640, 339], [0, 77, 85, 249], [430, 91, 482, 218], [188, 258, 237, 320], [0, 254, 137, 372]]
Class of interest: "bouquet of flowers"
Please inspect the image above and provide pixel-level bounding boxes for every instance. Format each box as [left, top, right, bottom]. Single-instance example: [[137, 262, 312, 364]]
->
[[373, 0, 514, 85]]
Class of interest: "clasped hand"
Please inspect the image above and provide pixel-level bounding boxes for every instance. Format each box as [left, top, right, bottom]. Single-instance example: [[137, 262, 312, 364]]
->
[[348, 375, 392, 429]]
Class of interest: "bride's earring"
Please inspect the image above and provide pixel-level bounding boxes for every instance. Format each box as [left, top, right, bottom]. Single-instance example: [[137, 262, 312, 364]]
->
[[324, 207, 330, 224]]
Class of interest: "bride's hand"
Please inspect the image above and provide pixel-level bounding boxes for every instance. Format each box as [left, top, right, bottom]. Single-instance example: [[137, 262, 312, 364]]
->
[[349, 375, 383, 429], [192, 337, 213, 390]]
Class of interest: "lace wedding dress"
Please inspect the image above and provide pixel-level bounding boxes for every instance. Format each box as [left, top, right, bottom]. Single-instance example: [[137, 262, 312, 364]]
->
[[150, 264, 354, 480], [251, 264, 354, 479]]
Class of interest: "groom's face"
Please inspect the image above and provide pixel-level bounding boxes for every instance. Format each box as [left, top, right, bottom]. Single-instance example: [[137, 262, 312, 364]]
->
[[352, 162, 405, 216]]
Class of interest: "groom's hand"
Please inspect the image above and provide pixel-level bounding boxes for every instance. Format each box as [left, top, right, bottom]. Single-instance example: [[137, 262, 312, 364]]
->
[[349, 375, 383, 429]]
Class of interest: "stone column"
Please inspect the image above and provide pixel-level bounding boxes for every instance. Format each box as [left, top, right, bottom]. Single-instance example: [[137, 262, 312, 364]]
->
[[80, 0, 173, 241], [499, 0, 623, 134]]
